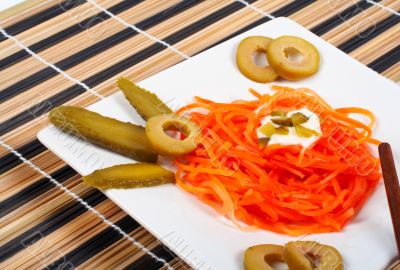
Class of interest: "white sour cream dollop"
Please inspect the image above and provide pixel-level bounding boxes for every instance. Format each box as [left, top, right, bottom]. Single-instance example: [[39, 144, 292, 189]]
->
[[257, 108, 321, 148]]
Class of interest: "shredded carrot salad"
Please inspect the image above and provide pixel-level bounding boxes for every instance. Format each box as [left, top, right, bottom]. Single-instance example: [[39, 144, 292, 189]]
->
[[175, 86, 381, 236]]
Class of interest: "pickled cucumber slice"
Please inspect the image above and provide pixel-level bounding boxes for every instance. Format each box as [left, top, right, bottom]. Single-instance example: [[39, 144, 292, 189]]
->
[[49, 106, 157, 163], [117, 77, 173, 121], [146, 114, 201, 157], [295, 124, 320, 138], [267, 36, 320, 81], [244, 244, 286, 270], [275, 126, 289, 135], [83, 163, 174, 189], [284, 241, 343, 270], [271, 110, 287, 117], [291, 112, 309, 125], [260, 123, 276, 137], [258, 137, 270, 146], [271, 117, 293, 127], [236, 36, 279, 83]]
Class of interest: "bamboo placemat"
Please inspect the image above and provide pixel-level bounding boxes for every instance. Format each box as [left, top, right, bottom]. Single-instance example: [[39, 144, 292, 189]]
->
[[0, 0, 399, 269]]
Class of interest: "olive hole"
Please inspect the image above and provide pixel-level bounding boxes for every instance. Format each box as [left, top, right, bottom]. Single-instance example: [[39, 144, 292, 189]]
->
[[252, 50, 268, 67], [264, 254, 288, 270], [305, 252, 320, 268], [284, 47, 304, 63], [162, 120, 190, 140]]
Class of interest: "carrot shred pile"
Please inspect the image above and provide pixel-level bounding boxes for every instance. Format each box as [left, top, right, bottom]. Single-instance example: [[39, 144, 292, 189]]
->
[[175, 86, 381, 236]]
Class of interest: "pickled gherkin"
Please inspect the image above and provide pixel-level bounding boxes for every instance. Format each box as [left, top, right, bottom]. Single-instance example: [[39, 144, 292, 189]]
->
[[49, 106, 157, 163], [83, 163, 175, 189], [117, 77, 173, 121]]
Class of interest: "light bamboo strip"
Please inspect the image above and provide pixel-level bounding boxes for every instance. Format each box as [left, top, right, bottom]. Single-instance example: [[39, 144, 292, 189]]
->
[[382, 62, 400, 83], [176, 0, 293, 56], [349, 24, 400, 64], [0, 0, 173, 89], [290, 0, 360, 29], [1, 199, 124, 270], [388, 260, 400, 270], [0, 150, 65, 200], [0, 0, 230, 122], [321, 0, 399, 44], [0, 0, 57, 24], [0, 183, 89, 244], [77, 227, 162, 270], [0, 0, 119, 58], [160, 258, 192, 270], [18, 204, 125, 270], [0, 175, 81, 228]]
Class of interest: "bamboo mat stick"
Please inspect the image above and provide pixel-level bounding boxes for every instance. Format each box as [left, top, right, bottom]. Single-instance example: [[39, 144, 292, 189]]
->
[[0, 0, 120, 58], [0, 183, 89, 243], [0, 176, 81, 228], [0, 0, 56, 23], [0, 151, 66, 200], [321, 0, 399, 43], [383, 62, 400, 83], [350, 24, 400, 63], [22, 204, 125, 269], [0, 0, 230, 120], [78, 227, 161, 270], [290, 0, 360, 29], [1, 200, 124, 270], [0, 0, 177, 88]]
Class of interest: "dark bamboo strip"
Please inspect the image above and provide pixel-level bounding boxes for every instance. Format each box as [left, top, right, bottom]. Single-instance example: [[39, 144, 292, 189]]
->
[[0, 0, 201, 102], [0, 198, 124, 269], [0, 0, 258, 136], [368, 44, 400, 73], [0, 0, 86, 43], [310, 0, 377, 35], [123, 245, 176, 270], [0, 0, 146, 72], [46, 215, 142, 269], [0, 166, 76, 218], [338, 14, 400, 53], [0, 189, 106, 262], [0, 139, 46, 174], [204, 0, 314, 50]]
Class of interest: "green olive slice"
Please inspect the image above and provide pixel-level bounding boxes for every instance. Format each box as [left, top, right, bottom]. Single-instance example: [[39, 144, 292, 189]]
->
[[146, 114, 201, 157], [267, 36, 320, 81], [284, 241, 344, 270], [244, 244, 286, 270], [236, 36, 279, 83]]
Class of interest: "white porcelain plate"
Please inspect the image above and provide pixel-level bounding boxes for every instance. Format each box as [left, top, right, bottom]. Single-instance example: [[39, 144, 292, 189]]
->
[[38, 18, 399, 270]]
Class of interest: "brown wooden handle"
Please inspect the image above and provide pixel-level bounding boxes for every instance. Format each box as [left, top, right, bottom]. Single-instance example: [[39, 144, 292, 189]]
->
[[379, 143, 400, 260]]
